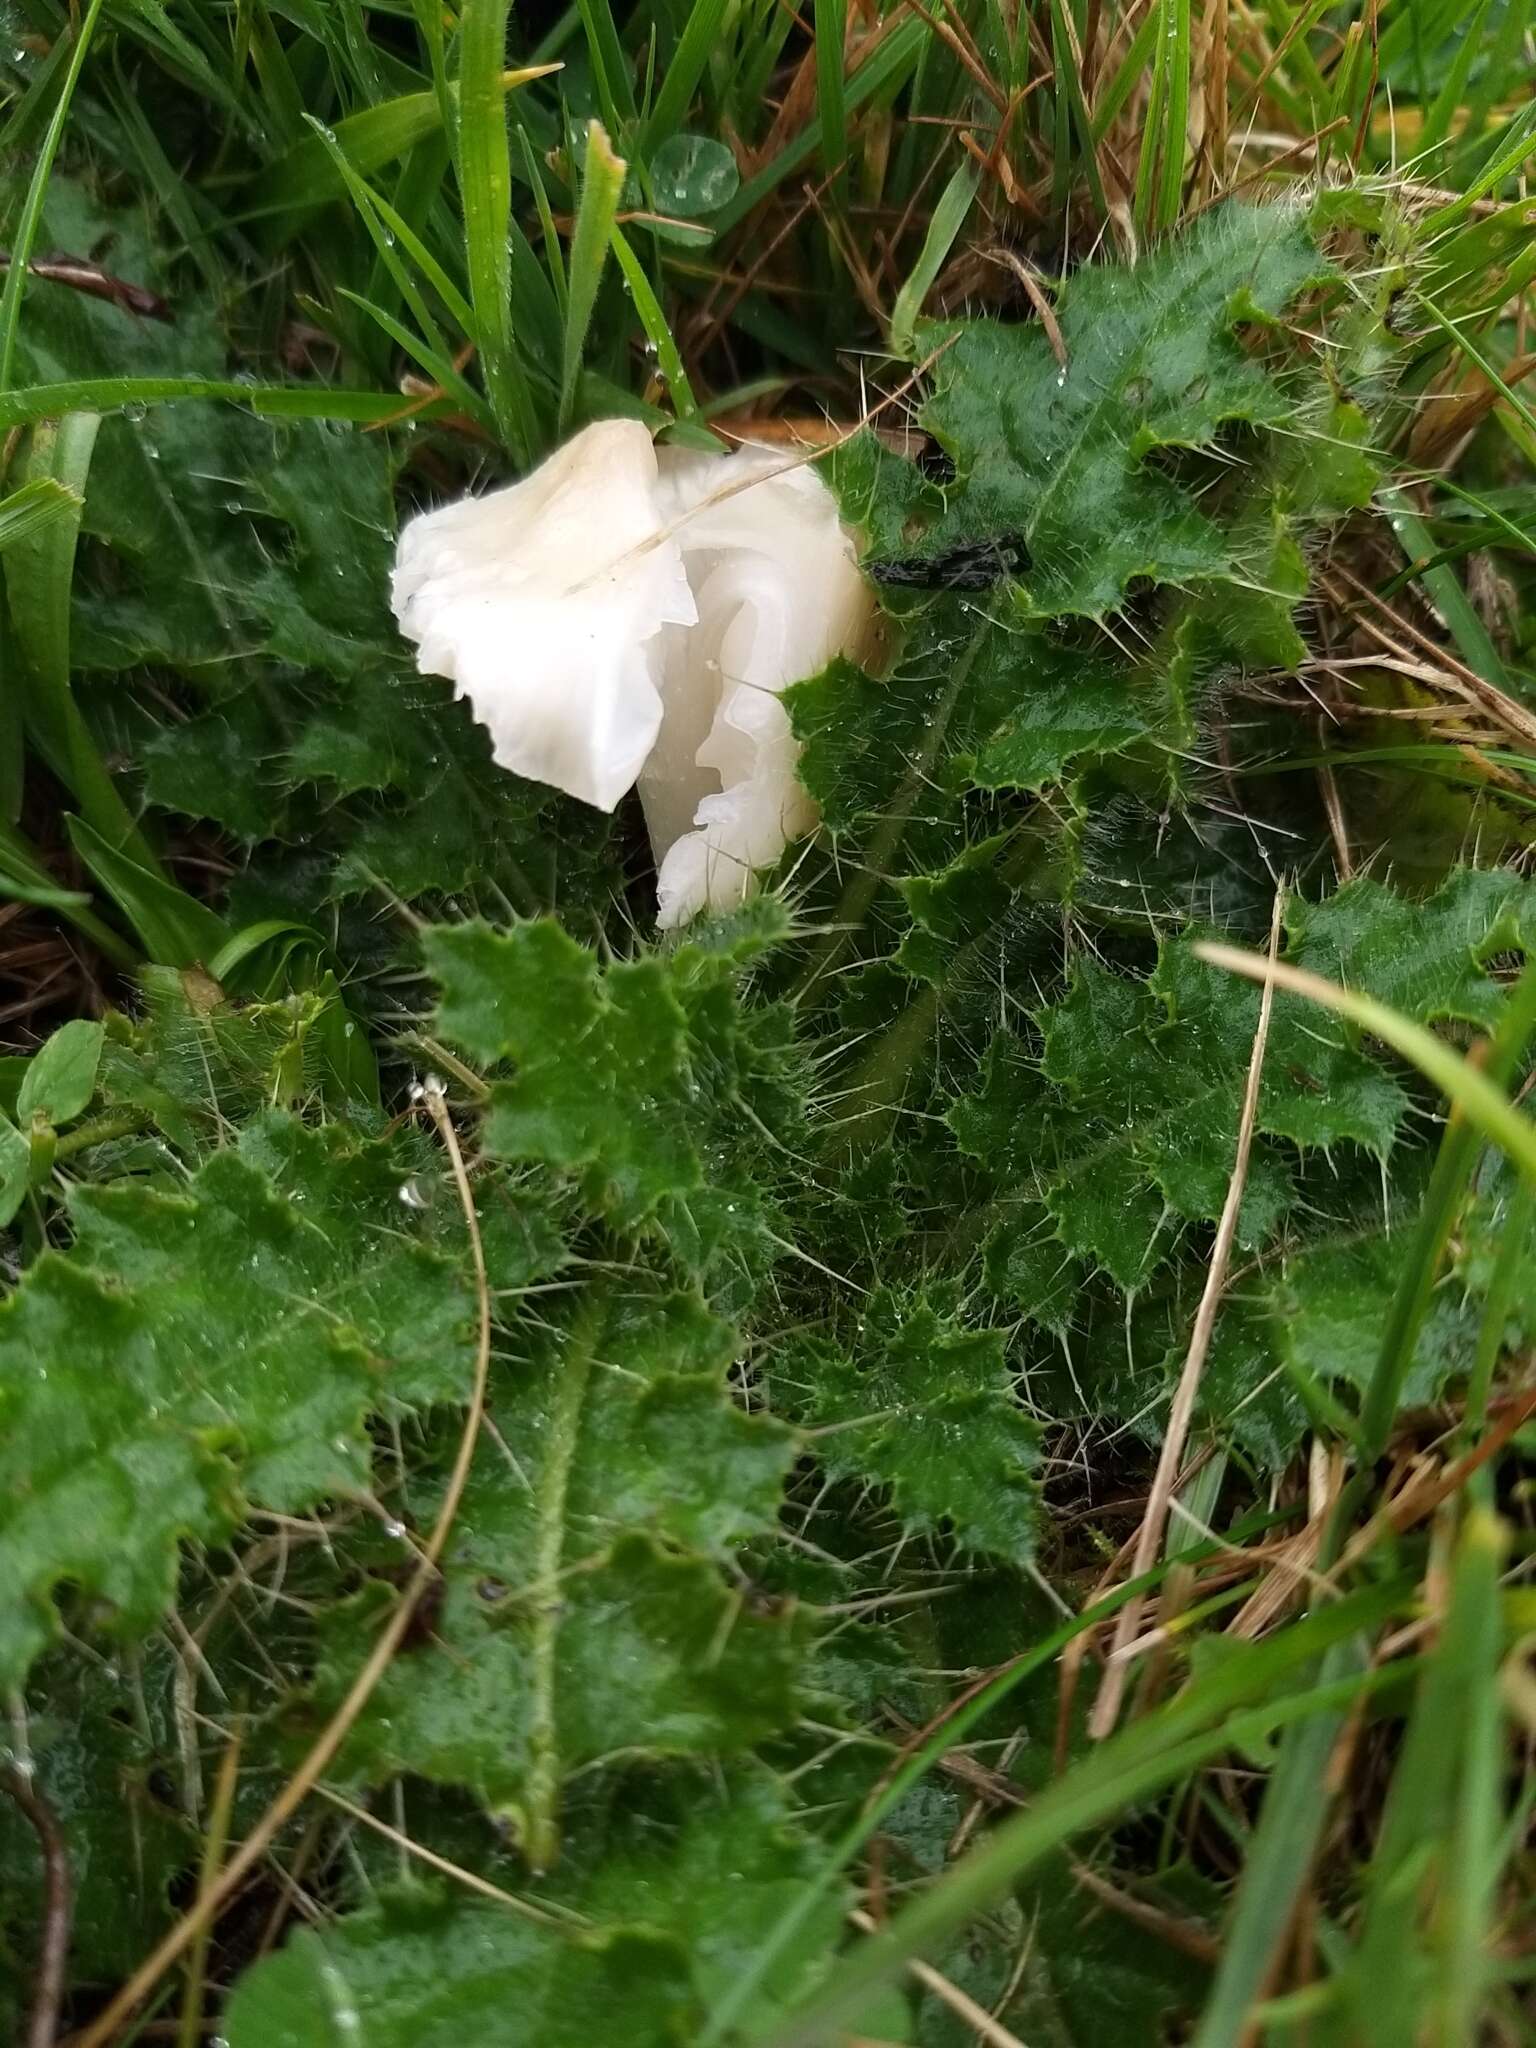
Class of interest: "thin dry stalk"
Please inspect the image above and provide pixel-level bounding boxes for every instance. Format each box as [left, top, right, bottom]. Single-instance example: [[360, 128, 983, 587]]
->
[[1089, 888, 1286, 1739], [72, 1078, 493, 2048], [4, 1765, 72, 2048], [848, 1907, 1028, 2047]]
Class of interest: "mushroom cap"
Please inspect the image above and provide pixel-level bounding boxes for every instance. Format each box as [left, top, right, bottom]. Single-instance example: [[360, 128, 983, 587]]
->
[[391, 419, 696, 812]]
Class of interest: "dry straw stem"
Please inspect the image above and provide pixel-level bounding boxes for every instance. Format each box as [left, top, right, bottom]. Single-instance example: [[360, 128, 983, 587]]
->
[[4, 1761, 71, 2048], [70, 1078, 494, 2048], [1088, 887, 1287, 1741], [848, 1907, 1027, 2048]]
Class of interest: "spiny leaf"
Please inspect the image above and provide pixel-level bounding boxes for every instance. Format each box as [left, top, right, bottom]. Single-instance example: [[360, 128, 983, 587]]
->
[[777, 1287, 1041, 1562], [425, 913, 804, 1291], [0, 1112, 475, 1683], [316, 1286, 800, 1860], [222, 1895, 697, 2048], [906, 203, 1329, 618]]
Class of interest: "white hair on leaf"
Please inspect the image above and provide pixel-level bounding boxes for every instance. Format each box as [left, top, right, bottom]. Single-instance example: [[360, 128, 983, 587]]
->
[[391, 421, 872, 928]]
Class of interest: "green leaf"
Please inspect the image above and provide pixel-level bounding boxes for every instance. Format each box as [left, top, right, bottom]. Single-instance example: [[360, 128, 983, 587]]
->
[[0, 1116, 29, 1228], [782, 1288, 1041, 1561], [16, 1018, 104, 1126], [895, 204, 1329, 618], [425, 916, 803, 1286], [647, 131, 740, 217], [319, 1285, 799, 1863], [223, 1894, 697, 2048], [951, 868, 1536, 1299], [457, 0, 539, 459], [0, 1113, 477, 1684]]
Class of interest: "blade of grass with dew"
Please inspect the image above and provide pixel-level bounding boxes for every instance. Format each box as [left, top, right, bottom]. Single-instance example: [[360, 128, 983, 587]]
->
[[336, 289, 497, 432], [305, 115, 481, 351], [561, 121, 627, 429], [0, 0, 107, 393], [458, 0, 540, 460], [248, 69, 560, 229], [1092, 0, 1162, 139], [0, 380, 449, 431], [1133, 0, 1173, 237], [1154, 0, 1192, 229], [573, 0, 638, 133], [888, 157, 979, 359], [608, 225, 701, 420], [752, 1583, 1412, 2048]]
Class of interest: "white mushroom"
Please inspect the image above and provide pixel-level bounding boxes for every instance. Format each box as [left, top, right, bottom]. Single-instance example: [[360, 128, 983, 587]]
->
[[391, 421, 872, 928]]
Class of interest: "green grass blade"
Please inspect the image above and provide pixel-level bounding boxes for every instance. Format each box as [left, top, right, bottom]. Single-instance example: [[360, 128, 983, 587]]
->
[[710, 15, 926, 233], [0, 815, 137, 967], [756, 1584, 1410, 2048], [519, 124, 568, 316], [1438, 1508, 1510, 2043], [336, 289, 498, 432], [1424, 100, 1536, 230], [248, 69, 557, 230], [1380, 484, 1513, 697], [1418, 0, 1494, 156], [1349, 1508, 1509, 2046], [0, 475, 83, 552], [0, 0, 107, 393], [888, 157, 980, 359], [814, 0, 848, 186], [701, 1502, 1307, 2047], [1414, 294, 1536, 447], [2, 415, 162, 873], [0, 379, 446, 432], [561, 121, 627, 429], [641, 0, 732, 150], [458, 0, 540, 460], [574, 0, 638, 130], [608, 226, 700, 418], [64, 816, 229, 971], [1191, 1635, 1367, 2048], [1155, 0, 1192, 229], [1193, 946, 1536, 1191]]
